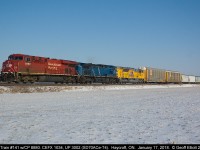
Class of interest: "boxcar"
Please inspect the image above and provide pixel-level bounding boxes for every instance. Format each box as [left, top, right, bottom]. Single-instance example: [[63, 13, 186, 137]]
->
[[76, 63, 117, 83], [143, 67, 166, 83], [189, 76, 196, 83], [166, 71, 181, 83], [182, 75, 190, 83], [195, 76, 200, 83]]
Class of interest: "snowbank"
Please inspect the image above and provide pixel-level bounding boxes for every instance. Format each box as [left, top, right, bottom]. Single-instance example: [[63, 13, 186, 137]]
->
[[0, 84, 199, 94]]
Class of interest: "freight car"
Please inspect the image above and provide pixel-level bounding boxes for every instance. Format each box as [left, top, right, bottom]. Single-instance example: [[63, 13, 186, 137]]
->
[[142, 67, 166, 83], [195, 76, 200, 83], [182, 75, 190, 83], [166, 71, 181, 83], [181, 75, 196, 83], [188, 76, 196, 83], [1, 54, 78, 83]]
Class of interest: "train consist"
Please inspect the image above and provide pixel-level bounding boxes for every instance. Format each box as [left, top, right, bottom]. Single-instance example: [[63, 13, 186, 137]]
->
[[0, 53, 199, 84]]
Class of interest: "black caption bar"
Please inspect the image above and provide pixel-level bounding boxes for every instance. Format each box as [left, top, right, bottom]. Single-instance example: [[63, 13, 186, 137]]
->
[[0, 145, 200, 150]]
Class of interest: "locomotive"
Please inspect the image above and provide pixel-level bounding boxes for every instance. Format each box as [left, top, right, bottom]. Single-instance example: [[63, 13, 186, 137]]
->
[[76, 63, 118, 84], [1, 54, 78, 83], [0, 53, 199, 84]]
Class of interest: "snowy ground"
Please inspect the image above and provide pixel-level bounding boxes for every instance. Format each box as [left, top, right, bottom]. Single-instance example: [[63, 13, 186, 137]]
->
[[0, 84, 199, 94], [0, 84, 200, 144]]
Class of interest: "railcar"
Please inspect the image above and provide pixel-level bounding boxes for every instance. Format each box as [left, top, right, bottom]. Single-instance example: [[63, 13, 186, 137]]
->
[[188, 76, 196, 83], [76, 63, 117, 84], [142, 67, 166, 83], [195, 76, 200, 83], [182, 75, 190, 83], [1, 54, 78, 83], [116, 67, 144, 83], [166, 71, 181, 83], [181, 75, 196, 83]]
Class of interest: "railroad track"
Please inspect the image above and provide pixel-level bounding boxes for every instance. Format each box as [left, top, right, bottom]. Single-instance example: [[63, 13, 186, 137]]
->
[[0, 82, 184, 87], [0, 82, 100, 87]]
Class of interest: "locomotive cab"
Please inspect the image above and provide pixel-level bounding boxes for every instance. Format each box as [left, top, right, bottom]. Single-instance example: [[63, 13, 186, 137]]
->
[[1, 54, 24, 82]]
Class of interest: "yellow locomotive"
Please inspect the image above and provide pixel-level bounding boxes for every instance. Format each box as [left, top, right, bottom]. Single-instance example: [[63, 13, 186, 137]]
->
[[116, 67, 145, 83]]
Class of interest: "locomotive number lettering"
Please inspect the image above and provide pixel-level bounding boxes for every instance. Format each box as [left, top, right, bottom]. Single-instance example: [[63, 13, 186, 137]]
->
[[48, 66, 58, 70], [72, 146, 80, 149]]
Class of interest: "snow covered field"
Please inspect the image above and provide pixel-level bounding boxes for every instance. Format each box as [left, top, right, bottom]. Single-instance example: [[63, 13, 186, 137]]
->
[[0, 84, 200, 144]]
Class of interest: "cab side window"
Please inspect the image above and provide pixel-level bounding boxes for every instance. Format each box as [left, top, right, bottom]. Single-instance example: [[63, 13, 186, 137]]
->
[[8, 56, 14, 60], [25, 57, 31, 62]]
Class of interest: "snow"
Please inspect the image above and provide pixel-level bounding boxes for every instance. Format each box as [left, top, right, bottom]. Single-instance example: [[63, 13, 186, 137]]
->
[[0, 84, 200, 144], [0, 84, 198, 94]]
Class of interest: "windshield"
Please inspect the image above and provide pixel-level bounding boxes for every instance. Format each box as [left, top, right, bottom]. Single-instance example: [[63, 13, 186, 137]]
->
[[8, 56, 23, 60]]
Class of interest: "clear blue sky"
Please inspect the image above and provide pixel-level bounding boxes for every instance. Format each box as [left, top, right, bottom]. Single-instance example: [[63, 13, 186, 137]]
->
[[0, 0, 200, 75]]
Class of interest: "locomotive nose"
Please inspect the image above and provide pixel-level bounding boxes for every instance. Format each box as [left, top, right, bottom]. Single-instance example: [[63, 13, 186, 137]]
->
[[2, 60, 14, 72], [1, 60, 16, 82]]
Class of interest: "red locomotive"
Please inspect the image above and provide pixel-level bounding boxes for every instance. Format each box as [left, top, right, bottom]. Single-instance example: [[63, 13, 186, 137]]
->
[[1, 54, 78, 83]]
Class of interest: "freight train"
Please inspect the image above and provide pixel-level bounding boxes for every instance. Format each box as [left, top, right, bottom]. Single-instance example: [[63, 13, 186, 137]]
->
[[0, 54, 199, 84]]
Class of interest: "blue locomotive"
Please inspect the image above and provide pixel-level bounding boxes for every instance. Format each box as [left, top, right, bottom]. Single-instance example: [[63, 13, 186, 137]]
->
[[76, 63, 118, 83]]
